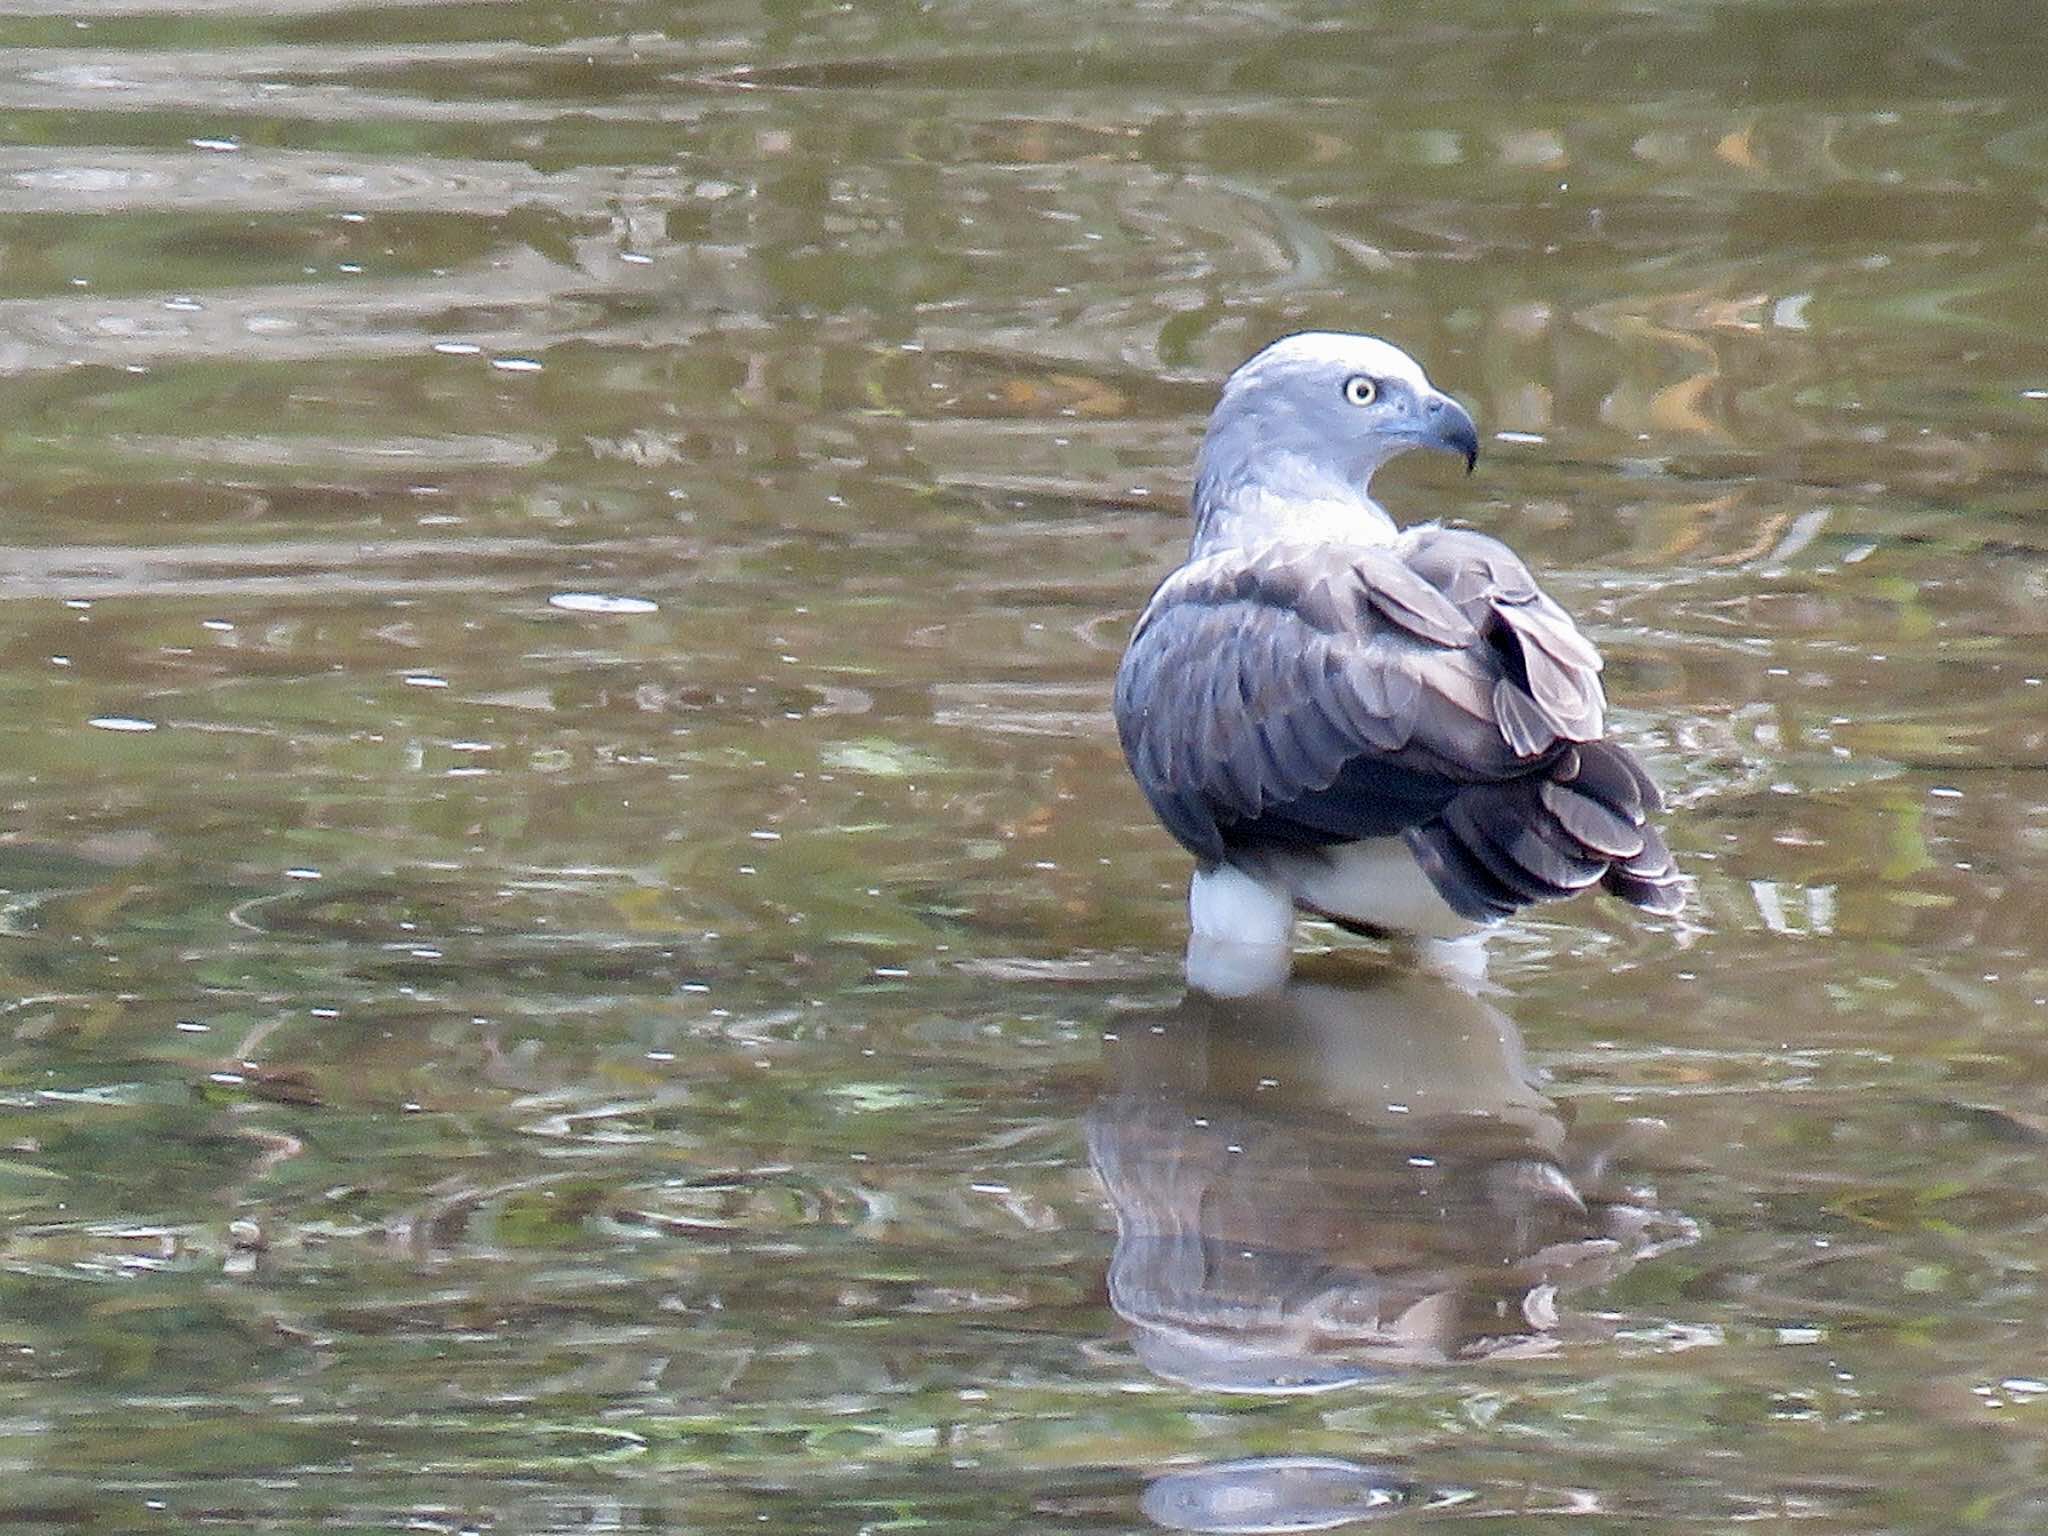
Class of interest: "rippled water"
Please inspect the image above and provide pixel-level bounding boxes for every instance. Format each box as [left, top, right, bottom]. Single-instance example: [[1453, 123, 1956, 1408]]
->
[[1, 0, 2045, 1529]]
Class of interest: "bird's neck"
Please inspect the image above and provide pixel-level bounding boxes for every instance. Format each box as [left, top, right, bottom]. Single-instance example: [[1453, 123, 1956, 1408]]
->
[[1189, 447, 1399, 558]]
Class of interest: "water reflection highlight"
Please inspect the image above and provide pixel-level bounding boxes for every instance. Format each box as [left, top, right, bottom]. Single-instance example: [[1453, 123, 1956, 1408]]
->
[[1093, 961, 1697, 1387]]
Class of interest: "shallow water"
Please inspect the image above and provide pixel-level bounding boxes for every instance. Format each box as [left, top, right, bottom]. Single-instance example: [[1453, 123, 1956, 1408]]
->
[[0, 0, 2045, 1529]]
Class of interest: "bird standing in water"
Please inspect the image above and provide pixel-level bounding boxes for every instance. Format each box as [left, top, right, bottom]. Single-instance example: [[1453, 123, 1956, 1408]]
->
[[1113, 333, 1681, 991]]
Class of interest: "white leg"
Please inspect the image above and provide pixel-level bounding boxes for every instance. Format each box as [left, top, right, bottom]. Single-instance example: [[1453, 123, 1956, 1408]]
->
[[1184, 865, 1297, 997], [1415, 932, 1493, 991], [1184, 934, 1295, 997], [1188, 864, 1295, 945]]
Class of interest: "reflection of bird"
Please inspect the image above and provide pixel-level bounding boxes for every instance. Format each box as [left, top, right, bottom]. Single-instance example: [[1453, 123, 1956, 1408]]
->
[[1086, 961, 1694, 1394], [1142, 1455, 1411, 1534], [1114, 335, 1681, 984]]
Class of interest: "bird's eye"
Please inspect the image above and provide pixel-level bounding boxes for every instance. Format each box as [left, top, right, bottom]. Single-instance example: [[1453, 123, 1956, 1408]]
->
[[1342, 375, 1378, 407]]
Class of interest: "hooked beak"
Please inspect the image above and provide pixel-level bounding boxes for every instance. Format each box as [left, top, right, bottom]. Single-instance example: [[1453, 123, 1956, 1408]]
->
[[1421, 392, 1479, 474]]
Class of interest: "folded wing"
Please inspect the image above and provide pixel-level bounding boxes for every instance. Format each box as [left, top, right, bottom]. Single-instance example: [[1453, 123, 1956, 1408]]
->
[[1113, 529, 1682, 921]]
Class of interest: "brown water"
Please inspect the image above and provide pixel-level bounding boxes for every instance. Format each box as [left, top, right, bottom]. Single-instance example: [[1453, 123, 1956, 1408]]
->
[[0, 0, 2045, 1529]]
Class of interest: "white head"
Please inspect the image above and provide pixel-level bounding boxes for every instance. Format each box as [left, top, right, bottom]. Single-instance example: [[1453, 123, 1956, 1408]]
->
[[1190, 332, 1479, 552]]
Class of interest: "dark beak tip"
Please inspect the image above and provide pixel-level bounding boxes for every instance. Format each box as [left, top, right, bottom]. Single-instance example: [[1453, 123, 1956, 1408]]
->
[[1429, 394, 1479, 475]]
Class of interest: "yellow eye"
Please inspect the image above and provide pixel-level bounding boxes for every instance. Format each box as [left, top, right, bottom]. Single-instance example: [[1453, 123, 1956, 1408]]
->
[[1342, 375, 1378, 407]]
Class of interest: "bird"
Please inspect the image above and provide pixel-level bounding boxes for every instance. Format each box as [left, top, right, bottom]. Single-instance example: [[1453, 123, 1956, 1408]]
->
[[1113, 332, 1682, 984]]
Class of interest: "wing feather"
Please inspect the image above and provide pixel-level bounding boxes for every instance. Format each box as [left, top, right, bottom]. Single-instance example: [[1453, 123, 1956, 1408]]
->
[[1350, 547, 1480, 647], [1114, 533, 1679, 919], [1334, 650, 1414, 749], [1492, 678, 1560, 760]]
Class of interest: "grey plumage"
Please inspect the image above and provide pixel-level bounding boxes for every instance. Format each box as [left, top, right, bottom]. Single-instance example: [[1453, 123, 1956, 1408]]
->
[[1114, 332, 1682, 939]]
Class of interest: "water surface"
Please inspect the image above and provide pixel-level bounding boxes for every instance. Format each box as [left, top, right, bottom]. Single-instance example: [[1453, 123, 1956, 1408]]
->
[[1, 0, 2046, 1530]]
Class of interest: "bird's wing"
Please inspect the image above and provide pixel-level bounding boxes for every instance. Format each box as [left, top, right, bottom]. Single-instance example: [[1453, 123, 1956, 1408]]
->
[[1114, 532, 1679, 919], [1397, 524, 1606, 754]]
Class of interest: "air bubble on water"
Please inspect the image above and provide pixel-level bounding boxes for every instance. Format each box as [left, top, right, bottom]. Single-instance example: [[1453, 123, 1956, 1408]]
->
[[549, 593, 658, 615]]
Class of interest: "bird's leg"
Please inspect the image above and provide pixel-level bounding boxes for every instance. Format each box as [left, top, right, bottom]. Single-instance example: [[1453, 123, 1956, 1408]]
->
[[1183, 863, 1299, 997], [1183, 933, 1294, 998], [1187, 863, 1296, 945], [1411, 932, 1494, 993]]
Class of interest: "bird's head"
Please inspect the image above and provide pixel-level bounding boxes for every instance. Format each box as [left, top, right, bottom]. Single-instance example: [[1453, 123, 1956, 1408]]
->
[[1192, 332, 1479, 550]]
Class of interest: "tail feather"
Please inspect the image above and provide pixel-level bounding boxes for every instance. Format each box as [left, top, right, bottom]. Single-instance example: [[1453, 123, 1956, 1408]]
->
[[1444, 788, 1605, 903], [1556, 738, 1662, 818], [1409, 741, 1683, 922], [1600, 823, 1685, 914], [1407, 824, 1523, 923]]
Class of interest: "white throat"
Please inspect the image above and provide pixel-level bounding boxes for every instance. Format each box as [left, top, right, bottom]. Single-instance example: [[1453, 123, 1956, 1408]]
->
[[1190, 452, 1398, 558]]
